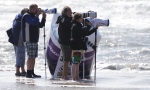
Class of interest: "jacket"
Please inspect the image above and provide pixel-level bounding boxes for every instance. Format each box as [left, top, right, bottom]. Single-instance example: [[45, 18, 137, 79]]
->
[[56, 15, 72, 45], [22, 12, 46, 43], [70, 20, 97, 50], [12, 14, 24, 46]]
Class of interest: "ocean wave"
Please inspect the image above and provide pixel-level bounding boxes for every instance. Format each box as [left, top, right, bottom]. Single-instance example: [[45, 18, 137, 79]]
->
[[1, 63, 150, 72], [98, 63, 150, 71]]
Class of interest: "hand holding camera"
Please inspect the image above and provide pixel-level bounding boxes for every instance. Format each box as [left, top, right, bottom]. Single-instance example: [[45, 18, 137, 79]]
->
[[42, 13, 47, 18], [87, 21, 92, 26], [36, 8, 42, 16]]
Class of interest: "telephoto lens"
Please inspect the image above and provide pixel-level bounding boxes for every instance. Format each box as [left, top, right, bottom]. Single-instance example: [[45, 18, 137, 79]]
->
[[41, 8, 57, 14], [85, 17, 109, 28], [82, 12, 97, 18]]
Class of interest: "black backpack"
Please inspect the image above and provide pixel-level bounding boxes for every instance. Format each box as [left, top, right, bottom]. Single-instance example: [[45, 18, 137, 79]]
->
[[6, 28, 13, 44]]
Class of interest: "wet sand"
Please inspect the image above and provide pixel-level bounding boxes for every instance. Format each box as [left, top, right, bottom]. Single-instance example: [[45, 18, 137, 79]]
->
[[0, 71, 150, 90]]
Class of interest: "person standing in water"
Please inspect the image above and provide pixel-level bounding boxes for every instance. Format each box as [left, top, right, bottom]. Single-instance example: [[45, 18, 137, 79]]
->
[[56, 6, 72, 80], [22, 4, 46, 78], [70, 13, 98, 80], [12, 8, 29, 76]]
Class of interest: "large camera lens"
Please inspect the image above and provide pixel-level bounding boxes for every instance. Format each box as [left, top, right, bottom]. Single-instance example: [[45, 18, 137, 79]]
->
[[82, 12, 97, 18], [88, 12, 97, 18]]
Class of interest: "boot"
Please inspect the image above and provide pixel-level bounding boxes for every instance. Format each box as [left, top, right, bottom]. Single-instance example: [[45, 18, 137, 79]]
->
[[26, 70, 33, 78], [31, 69, 41, 78]]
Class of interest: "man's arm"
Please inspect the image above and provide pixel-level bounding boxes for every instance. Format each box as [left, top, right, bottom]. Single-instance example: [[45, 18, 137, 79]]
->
[[24, 15, 39, 25], [86, 27, 97, 36], [39, 13, 46, 28]]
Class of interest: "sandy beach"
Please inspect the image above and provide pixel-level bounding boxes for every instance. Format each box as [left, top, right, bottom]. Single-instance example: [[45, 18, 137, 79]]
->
[[0, 71, 150, 90]]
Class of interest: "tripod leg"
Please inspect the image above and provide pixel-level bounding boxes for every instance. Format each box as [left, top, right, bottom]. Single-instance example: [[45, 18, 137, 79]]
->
[[83, 50, 85, 79], [94, 30, 97, 85], [43, 26, 47, 79]]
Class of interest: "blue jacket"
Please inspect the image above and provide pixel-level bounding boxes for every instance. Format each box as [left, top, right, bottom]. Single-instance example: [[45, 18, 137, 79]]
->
[[22, 12, 46, 42], [12, 14, 24, 46]]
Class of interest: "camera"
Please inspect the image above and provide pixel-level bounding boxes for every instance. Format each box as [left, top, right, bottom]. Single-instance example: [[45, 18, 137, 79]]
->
[[84, 37, 96, 50], [73, 11, 97, 19], [40, 8, 57, 14], [82, 12, 97, 18], [85, 17, 109, 27]]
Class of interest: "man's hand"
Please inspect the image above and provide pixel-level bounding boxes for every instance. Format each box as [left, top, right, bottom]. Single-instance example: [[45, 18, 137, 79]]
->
[[42, 13, 46, 18], [87, 22, 92, 26], [36, 8, 42, 16], [96, 25, 100, 28]]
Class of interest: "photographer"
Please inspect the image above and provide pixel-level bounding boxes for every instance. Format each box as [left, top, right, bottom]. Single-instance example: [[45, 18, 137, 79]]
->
[[22, 4, 46, 78], [70, 13, 98, 80], [56, 6, 72, 80]]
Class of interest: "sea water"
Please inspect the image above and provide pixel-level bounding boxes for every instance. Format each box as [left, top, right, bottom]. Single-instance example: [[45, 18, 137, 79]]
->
[[0, 0, 150, 72]]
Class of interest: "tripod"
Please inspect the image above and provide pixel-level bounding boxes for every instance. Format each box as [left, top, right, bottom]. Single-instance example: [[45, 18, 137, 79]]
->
[[43, 26, 47, 79]]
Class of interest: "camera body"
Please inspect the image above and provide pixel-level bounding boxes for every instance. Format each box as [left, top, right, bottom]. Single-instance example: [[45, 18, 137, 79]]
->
[[41, 8, 57, 14]]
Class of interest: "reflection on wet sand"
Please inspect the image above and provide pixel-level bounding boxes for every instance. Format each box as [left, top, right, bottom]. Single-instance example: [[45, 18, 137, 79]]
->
[[16, 77, 35, 85]]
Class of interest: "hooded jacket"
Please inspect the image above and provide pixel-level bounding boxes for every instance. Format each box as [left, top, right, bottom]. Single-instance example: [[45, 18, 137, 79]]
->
[[22, 12, 46, 43], [12, 14, 24, 46], [56, 15, 72, 45], [70, 20, 97, 50]]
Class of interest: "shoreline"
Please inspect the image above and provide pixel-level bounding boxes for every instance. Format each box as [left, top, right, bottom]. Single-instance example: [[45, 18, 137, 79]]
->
[[0, 71, 150, 90]]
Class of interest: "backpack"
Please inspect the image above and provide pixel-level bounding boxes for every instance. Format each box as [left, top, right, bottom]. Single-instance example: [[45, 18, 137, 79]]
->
[[6, 28, 13, 44]]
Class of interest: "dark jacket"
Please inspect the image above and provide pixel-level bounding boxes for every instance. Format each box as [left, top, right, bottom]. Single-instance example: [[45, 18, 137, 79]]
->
[[12, 14, 23, 46], [70, 20, 97, 50], [22, 12, 46, 43], [56, 15, 72, 45]]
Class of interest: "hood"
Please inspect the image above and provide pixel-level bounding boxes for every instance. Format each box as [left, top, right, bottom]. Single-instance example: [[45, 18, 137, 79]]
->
[[86, 17, 97, 28], [15, 14, 22, 21], [86, 17, 93, 24]]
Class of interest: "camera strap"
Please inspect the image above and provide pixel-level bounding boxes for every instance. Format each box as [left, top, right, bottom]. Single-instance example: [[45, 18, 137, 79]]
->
[[70, 24, 76, 40]]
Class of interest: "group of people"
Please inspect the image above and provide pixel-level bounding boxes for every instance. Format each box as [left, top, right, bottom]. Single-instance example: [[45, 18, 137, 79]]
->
[[10, 4, 99, 80], [11, 4, 46, 78], [56, 6, 99, 80]]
